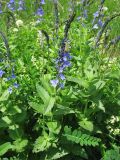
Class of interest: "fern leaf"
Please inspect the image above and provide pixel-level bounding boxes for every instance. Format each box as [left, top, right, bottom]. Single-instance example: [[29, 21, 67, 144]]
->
[[63, 126, 101, 147]]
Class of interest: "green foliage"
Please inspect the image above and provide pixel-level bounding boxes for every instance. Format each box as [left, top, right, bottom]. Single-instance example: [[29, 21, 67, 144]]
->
[[102, 146, 120, 160], [29, 83, 55, 115], [0, 143, 12, 156], [33, 132, 53, 153], [63, 126, 101, 147], [0, 0, 120, 159]]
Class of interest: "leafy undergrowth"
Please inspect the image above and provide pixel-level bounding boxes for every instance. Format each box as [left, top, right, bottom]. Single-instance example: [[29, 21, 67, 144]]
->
[[0, 0, 120, 160]]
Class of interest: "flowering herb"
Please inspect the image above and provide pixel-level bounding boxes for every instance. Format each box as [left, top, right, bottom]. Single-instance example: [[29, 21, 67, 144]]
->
[[53, 0, 59, 38], [92, 0, 106, 29], [50, 79, 59, 87], [35, 0, 46, 24], [95, 12, 120, 47], [36, 7, 44, 16], [0, 3, 2, 14], [8, 87, 12, 94], [40, 0, 45, 5], [7, 0, 16, 11], [106, 35, 120, 49], [13, 82, 19, 88], [0, 70, 5, 78], [0, 30, 19, 93], [18, 0, 25, 11], [51, 11, 75, 88], [81, 0, 88, 19]]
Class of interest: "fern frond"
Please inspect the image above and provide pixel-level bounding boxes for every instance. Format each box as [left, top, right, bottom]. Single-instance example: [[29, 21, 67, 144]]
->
[[63, 126, 101, 147]]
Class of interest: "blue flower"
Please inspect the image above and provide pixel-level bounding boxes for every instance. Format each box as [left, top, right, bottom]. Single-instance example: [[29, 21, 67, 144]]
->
[[50, 79, 59, 87], [7, 77, 11, 81], [76, 16, 81, 21], [93, 11, 99, 18], [11, 73, 16, 79], [59, 83, 64, 89], [63, 52, 72, 59], [0, 70, 5, 78], [51, 51, 72, 88], [98, 19, 103, 27], [59, 73, 65, 80], [7, 0, 15, 11], [63, 61, 71, 68], [41, 0, 45, 4], [36, 7, 44, 16], [58, 65, 64, 73], [8, 87, 12, 94], [0, 3, 2, 14], [13, 82, 19, 88], [83, 9, 88, 19], [18, 0, 25, 11]]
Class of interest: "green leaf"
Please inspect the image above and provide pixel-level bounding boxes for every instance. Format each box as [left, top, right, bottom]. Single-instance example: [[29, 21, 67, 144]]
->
[[44, 97, 55, 115], [47, 121, 61, 134], [45, 148, 68, 160], [0, 90, 9, 102], [79, 119, 94, 132], [71, 146, 88, 159], [54, 104, 75, 115], [7, 105, 22, 115], [67, 76, 88, 88], [8, 126, 23, 140], [94, 80, 105, 90], [98, 100, 105, 112], [0, 142, 12, 156], [29, 102, 44, 114], [40, 74, 53, 95], [2, 116, 12, 125], [63, 126, 100, 147], [33, 136, 49, 153], [36, 84, 50, 103], [0, 119, 9, 128], [13, 139, 28, 152]]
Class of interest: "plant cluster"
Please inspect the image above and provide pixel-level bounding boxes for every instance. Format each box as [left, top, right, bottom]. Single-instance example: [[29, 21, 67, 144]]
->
[[0, 0, 120, 160]]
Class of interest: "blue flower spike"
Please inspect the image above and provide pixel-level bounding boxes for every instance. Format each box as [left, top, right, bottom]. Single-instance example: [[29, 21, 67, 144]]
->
[[0, 70, 5, 78]]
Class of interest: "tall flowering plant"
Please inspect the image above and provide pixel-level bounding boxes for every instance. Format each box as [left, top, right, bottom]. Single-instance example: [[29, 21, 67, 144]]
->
[[0, 31, 19, 94], [51, 11, 76, 88]]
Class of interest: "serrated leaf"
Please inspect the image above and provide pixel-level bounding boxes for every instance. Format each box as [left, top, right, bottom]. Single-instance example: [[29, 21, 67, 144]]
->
[[63, 126, 100, 147], [47, 121, 61, 134], [46, 148, 68, 160], [33, 136, 49, 153], [13, 139, 28, 152]]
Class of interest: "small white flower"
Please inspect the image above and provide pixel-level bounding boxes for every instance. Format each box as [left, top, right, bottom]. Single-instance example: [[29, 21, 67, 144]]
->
[[102, 7, 108, 11], [13, 28, 18, 32], [93, 24, 99, 29], [16, 20, 23, 27]]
